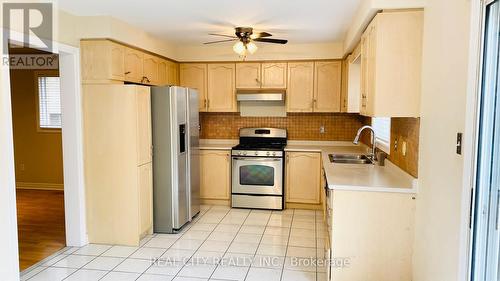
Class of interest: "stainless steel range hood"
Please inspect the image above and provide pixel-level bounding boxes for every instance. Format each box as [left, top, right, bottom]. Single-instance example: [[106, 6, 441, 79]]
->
[[236, 90, 285, 102]]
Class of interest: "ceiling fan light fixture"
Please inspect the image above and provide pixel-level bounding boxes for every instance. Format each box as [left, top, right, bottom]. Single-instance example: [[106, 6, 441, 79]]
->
[[246, 42, 258, 54], [233, 41, 246, 56]]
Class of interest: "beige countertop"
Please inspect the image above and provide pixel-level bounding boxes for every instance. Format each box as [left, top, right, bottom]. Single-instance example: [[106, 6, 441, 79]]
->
[[199, 139, 418, 194]]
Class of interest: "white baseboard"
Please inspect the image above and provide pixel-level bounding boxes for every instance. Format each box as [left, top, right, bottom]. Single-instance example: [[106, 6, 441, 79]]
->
[[16, 182, 64, 190]]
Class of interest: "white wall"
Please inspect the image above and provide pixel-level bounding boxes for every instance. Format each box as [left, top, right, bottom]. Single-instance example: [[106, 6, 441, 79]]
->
[[176, 42, 344, 61], [0, 24, 21, 281], [413, 0, 471, 280]]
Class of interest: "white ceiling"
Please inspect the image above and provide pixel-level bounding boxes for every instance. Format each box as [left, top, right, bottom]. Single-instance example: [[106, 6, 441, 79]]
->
[[59, 0, 363, 45]]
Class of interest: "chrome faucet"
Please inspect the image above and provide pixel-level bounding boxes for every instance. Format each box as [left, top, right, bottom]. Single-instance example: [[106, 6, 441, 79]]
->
[[353, 125, 377, 162]]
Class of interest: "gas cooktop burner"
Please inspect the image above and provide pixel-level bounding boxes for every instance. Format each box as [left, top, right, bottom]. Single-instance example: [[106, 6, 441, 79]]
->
[[232, 143, 286, 151]]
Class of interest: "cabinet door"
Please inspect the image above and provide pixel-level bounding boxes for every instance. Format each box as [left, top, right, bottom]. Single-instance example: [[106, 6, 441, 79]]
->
[[180, 64, 207, 112], [200, 150, 230, 200], [110, 42, 125, 80], [81, 40, 125, 82], [235, 63, 261, 88], [313, 61, 342, 112], [125, 48, 144, 83], [138, 162, 153, 235], [360, 34, 368, 115], [166, 61, 179, 86], [262, 62, 287, 88], [287, 62, 314, 112], [340, 58, 349, 112], [136, 87, 152, 166], [286, 152, 321, 204], [207, 63, 236, 112], [366, 24, 377, 116], [143, 54, 159, 85], [158, 59, 168, 85]]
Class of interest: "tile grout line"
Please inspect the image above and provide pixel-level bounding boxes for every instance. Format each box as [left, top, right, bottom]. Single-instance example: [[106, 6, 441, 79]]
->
[[174, 205, 238, 280], [205, 207, 252, 281], [279, 208, 295, 281], [240, 209, 273, 281], [135, 204, 216, 281]]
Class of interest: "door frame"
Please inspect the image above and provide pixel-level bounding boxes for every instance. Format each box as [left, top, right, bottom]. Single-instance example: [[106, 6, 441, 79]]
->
[[1, 30, 88, 278], [462, 0, 492, 280]]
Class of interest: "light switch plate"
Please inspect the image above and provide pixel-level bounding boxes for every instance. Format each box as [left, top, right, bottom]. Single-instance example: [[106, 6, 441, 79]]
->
[[402, 141, 407, 156]]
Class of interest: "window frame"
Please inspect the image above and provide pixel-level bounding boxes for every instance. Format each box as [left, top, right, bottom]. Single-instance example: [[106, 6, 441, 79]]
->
[[371, 117, 391, 154], [34, 70, 61, 133]]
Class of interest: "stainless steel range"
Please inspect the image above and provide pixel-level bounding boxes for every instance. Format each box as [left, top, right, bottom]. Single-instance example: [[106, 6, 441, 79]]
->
[[231, 128, 287, 210]]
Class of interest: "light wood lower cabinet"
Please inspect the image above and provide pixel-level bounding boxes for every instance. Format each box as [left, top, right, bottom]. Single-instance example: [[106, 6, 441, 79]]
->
[[199, 150, 231, 202], [330, 191, 415, 281], [83, 84, 153, 246], [285, 152, 321, 204]]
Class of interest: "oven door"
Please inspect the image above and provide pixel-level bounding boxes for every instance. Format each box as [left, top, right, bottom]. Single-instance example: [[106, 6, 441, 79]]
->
[[232, 157, 283, 195]]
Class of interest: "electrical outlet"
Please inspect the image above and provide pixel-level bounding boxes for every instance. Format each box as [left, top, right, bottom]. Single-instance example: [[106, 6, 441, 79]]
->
[[320, 126, 325, 134], [402, 141, 407, 156]]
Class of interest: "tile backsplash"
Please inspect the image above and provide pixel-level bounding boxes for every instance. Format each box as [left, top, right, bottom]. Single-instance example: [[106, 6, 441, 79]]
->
[[360, 116, 420, 178], [200, 113, 364, 141]]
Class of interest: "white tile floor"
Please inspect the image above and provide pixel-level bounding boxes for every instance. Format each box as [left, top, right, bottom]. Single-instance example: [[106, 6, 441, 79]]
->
[[21, 205, 328, 281]]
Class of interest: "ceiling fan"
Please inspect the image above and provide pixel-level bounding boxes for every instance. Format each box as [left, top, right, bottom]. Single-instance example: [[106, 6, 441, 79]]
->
[[204, 27, 288, 57]]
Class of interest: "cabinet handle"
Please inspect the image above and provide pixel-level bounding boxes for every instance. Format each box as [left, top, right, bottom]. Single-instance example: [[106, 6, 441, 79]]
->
[[125, 71, 131, 75], [207, 99, 210, 108], [204, 99, 207, 108]]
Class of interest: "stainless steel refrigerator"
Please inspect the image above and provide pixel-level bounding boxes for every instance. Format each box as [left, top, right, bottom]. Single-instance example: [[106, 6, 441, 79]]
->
[[151, 86, 200, 233]]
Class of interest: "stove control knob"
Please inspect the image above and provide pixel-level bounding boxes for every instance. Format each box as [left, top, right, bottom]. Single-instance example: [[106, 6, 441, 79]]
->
[[254, 151, 259, 156], [272, 152, 276, 156], [243, 151, 247, 156], [266, 152, 270, 156], [238, 151, 242, 155]]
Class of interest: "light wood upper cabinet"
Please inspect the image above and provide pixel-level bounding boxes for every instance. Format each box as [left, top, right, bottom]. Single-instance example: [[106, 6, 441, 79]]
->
[[235, 63, 261, 89], [314, 61, 342, 112], [360, 10, 423, 117], [207, 63, 236, 112], [285, 152, 321, 204], [125, 48, 144, 83], [287, 62, 314, 112], [138, 162, 153, 235], [199, 150, 231, 200], [166, 60, 179, 86], [262, 62, 287, 88], [136, 87, 152, 166], [142, 54, 159, 85], [180, 63, 208, 112], [157, 59, 168, 85], [81, 40, 125, 82]]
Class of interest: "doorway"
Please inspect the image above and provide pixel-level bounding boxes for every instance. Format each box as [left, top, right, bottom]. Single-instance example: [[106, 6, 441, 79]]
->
[[8, 46, 66, 270]]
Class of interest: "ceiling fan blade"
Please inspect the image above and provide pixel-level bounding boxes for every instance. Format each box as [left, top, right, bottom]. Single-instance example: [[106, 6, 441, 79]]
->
[[203, 39, 239, 44], [253, 38, 288, 44], [250, 32, 272, 39], [208, 33, 238, 39]]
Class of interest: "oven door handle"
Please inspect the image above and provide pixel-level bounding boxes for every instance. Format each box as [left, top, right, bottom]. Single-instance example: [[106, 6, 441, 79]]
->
[[233, 157, 282, 162]]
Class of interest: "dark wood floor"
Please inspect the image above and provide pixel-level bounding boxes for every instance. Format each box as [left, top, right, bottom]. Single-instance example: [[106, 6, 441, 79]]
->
[[16, 189, 66, 270]]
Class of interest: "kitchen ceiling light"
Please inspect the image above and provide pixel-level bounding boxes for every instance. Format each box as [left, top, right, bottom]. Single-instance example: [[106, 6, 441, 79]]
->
[[246, 42, 258, 54], [233, 41, 246, 56]]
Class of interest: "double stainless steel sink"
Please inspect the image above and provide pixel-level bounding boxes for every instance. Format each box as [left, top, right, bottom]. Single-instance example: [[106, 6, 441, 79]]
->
[[328, 154, 374, 164]]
